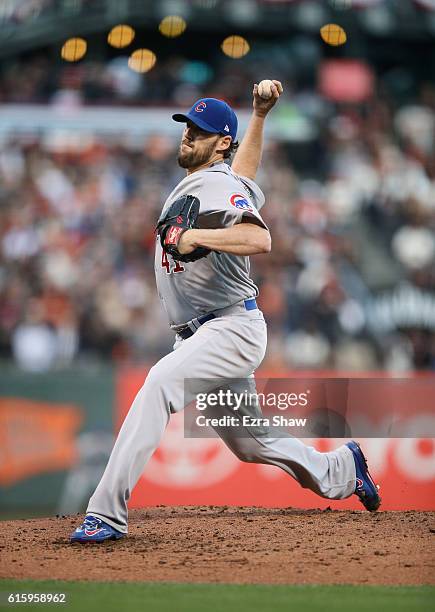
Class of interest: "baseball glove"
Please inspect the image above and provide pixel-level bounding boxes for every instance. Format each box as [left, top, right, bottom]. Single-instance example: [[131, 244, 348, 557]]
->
[[156, 194, 211, 263]]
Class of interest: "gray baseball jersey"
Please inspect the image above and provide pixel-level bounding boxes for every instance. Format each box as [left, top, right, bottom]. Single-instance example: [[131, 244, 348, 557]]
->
[[154, 162, 267, 326]]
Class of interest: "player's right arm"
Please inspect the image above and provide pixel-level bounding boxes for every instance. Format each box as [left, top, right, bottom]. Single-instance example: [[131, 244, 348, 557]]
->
[[231, 80, 283, 180]]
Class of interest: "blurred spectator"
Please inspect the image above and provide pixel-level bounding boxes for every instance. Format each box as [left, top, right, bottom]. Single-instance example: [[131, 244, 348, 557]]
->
[[11, 297, 58, 371], [0, 0, 52, 26]]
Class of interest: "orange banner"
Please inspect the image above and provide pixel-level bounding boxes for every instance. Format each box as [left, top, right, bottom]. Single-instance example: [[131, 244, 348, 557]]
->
[[0, 398, 83, 486], [117, 368, 435, 511]]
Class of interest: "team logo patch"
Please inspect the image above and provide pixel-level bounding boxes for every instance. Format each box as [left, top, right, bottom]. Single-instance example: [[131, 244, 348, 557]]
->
[[84, 527, 102, 536], [229, 193, 253, 211], [195, 101, 207, 112], [356, 478, 364, 490]]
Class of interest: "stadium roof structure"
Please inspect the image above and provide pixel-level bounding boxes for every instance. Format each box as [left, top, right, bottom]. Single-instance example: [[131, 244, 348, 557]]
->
[[0, 0, 434, 59]]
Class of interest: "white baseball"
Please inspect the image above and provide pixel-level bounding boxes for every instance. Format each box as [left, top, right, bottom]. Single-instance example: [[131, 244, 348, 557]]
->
[[257, 79, 274, 99]]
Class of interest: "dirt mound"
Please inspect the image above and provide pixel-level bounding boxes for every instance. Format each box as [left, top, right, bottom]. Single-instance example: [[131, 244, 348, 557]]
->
[[1, 507, 434, 585]]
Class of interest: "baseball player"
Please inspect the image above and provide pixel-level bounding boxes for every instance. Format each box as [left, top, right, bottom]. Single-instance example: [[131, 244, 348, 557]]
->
[[71, 81, 380, 542]]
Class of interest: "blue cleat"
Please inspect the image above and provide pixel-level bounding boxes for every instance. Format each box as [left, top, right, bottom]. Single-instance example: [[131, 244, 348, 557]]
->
[[346, 441, 381, 512], [70, 515, 125, 543]]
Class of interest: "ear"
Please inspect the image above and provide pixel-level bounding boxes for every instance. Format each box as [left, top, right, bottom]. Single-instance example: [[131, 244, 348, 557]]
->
[[216, 135, 232, 155]]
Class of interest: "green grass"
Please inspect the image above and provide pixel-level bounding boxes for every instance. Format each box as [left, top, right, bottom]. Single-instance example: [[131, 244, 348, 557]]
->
[[0, 580, 433, 612]]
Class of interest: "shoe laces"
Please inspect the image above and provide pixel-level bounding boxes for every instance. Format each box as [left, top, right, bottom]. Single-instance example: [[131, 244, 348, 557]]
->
[[82, 516, 101, 530]]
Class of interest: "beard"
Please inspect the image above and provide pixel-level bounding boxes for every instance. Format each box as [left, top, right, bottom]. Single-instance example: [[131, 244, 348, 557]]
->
[[177, 139, 218, 169]]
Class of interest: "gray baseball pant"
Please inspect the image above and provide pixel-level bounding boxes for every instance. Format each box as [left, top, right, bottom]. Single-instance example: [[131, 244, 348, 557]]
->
[[87, 308, 356, 533]]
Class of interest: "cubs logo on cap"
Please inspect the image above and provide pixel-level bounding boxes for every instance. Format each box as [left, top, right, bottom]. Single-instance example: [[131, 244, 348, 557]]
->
[[195, 101, 207, 112], [229, 193, 253, 211]]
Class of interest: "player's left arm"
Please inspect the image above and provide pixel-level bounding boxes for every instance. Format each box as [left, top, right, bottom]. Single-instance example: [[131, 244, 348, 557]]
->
[[231, 80, 283, 180], [178, 221, 271, 256]]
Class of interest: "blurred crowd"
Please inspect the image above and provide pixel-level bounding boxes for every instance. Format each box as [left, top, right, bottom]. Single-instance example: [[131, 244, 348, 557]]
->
[[0, 51, 277, 108], [0, 0, 54, 25], [1, 83, 434, 371]]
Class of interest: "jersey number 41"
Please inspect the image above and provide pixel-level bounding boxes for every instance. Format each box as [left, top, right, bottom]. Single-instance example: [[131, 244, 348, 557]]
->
[[161, 250, 185, 274]]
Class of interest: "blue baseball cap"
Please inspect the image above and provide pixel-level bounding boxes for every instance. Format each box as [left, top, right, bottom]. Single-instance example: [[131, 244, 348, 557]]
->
[[172, 98, 238, 141]]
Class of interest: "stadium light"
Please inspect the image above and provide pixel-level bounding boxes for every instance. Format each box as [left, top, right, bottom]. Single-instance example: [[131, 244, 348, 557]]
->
[[221, 35, 250, 59], [108, 25, 135, 48], [128, 49, 157, 73]]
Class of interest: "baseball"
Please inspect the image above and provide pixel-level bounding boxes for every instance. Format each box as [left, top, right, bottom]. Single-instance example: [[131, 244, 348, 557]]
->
[[257, 79, 274, 99]]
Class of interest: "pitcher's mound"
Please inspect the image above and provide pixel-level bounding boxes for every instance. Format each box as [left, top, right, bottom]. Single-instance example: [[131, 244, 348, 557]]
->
[[2, 506, 434, 584]]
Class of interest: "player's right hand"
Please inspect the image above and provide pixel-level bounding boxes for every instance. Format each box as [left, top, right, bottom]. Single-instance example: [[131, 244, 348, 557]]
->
[[253, 80, 283, 118]]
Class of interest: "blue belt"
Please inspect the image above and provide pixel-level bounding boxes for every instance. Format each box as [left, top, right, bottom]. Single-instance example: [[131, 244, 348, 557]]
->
[[178, 298, 257, 340]]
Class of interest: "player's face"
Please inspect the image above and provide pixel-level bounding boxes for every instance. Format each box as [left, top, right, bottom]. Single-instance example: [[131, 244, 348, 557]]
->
[[177, 121, 221, 169]]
